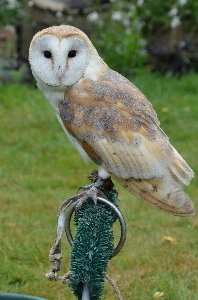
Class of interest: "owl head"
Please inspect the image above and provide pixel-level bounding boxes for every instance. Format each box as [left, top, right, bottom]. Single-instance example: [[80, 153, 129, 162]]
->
[[29, 25, 103, 89]]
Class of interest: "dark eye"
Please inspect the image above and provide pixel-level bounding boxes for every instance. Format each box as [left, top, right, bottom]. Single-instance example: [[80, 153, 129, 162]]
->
[[68, 50, 76, 58], [44, 51, 52, 58]]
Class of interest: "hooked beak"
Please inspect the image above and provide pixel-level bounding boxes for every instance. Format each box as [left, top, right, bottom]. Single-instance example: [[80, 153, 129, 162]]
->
[[56, 66, 64, 81]]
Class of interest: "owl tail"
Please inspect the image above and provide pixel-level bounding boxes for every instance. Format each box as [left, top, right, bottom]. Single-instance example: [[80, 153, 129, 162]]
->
[[112, 170, 195, 216]]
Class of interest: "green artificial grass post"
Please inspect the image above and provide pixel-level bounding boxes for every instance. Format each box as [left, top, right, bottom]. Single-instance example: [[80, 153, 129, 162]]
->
[[69, 191, 118, 300]]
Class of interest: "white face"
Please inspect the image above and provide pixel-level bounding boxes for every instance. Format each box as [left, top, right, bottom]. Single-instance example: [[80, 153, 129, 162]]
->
[[29, 34, 89, 87]]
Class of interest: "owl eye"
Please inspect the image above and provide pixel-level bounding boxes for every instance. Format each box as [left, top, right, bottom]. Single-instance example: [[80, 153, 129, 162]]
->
[[68, 50, 76, 58], [44, 51, 52, 58]]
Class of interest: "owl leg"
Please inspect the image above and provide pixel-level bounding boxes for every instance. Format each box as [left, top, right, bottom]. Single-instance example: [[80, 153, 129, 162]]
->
[[88, 169, 114, 193], [78, 169, 112, 192], [75, 170, 115, 210]]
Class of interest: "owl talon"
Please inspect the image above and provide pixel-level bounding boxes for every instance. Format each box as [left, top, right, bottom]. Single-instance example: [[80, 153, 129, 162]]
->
[[77, 183, 94, 193], [75, 200, 84, 210], [75, 185, 108, 210]]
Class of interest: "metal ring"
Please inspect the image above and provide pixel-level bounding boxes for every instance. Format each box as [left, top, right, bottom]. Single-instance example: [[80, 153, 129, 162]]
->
[[65, 197, 126, 258]]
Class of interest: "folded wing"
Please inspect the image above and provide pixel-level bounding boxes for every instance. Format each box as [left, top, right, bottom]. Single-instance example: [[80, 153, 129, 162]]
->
[[59, 68, 195, 215]]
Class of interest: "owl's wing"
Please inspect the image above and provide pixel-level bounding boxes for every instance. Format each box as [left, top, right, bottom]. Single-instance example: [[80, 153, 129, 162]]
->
[[59, 69, 195, 215], [60, 69, 193, 184]]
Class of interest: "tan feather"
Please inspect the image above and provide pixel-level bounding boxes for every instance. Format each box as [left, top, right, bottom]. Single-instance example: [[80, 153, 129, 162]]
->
[[58, 67, 195, 216], [110, 172, 195, 216]]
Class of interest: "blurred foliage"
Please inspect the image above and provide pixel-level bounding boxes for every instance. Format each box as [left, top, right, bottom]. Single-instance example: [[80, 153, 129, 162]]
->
[[89, 1, 147, 77], [1, 0, 198, 78], [146, 41, 198, 76], [134, 0, 198, 34], [87, 0, 198, 76], [0, 0, 21, 27]]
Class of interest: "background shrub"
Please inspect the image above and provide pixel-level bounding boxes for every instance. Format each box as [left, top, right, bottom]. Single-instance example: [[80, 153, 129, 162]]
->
[[88, 0, 198, 76]]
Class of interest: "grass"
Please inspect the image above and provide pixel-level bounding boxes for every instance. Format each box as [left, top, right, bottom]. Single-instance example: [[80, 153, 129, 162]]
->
[[0, 70, 198, 300]]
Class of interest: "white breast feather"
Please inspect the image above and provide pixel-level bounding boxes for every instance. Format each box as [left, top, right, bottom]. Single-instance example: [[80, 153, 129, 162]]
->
[[36, 78, 91, 164]]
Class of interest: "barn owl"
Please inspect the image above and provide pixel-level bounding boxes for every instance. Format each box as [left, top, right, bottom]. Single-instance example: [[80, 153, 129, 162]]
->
[[29, 25, 195, 216]]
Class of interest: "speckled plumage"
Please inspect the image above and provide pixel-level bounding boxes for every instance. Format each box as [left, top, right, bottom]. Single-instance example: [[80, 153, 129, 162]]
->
[[29, 25, 195, 216]]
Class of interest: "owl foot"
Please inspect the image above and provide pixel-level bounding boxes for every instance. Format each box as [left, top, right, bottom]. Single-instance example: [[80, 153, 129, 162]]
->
[[75, 186, 101, 210]]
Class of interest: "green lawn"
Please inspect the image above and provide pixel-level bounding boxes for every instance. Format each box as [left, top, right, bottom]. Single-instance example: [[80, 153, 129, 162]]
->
[[0, 70, 198, 300]]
